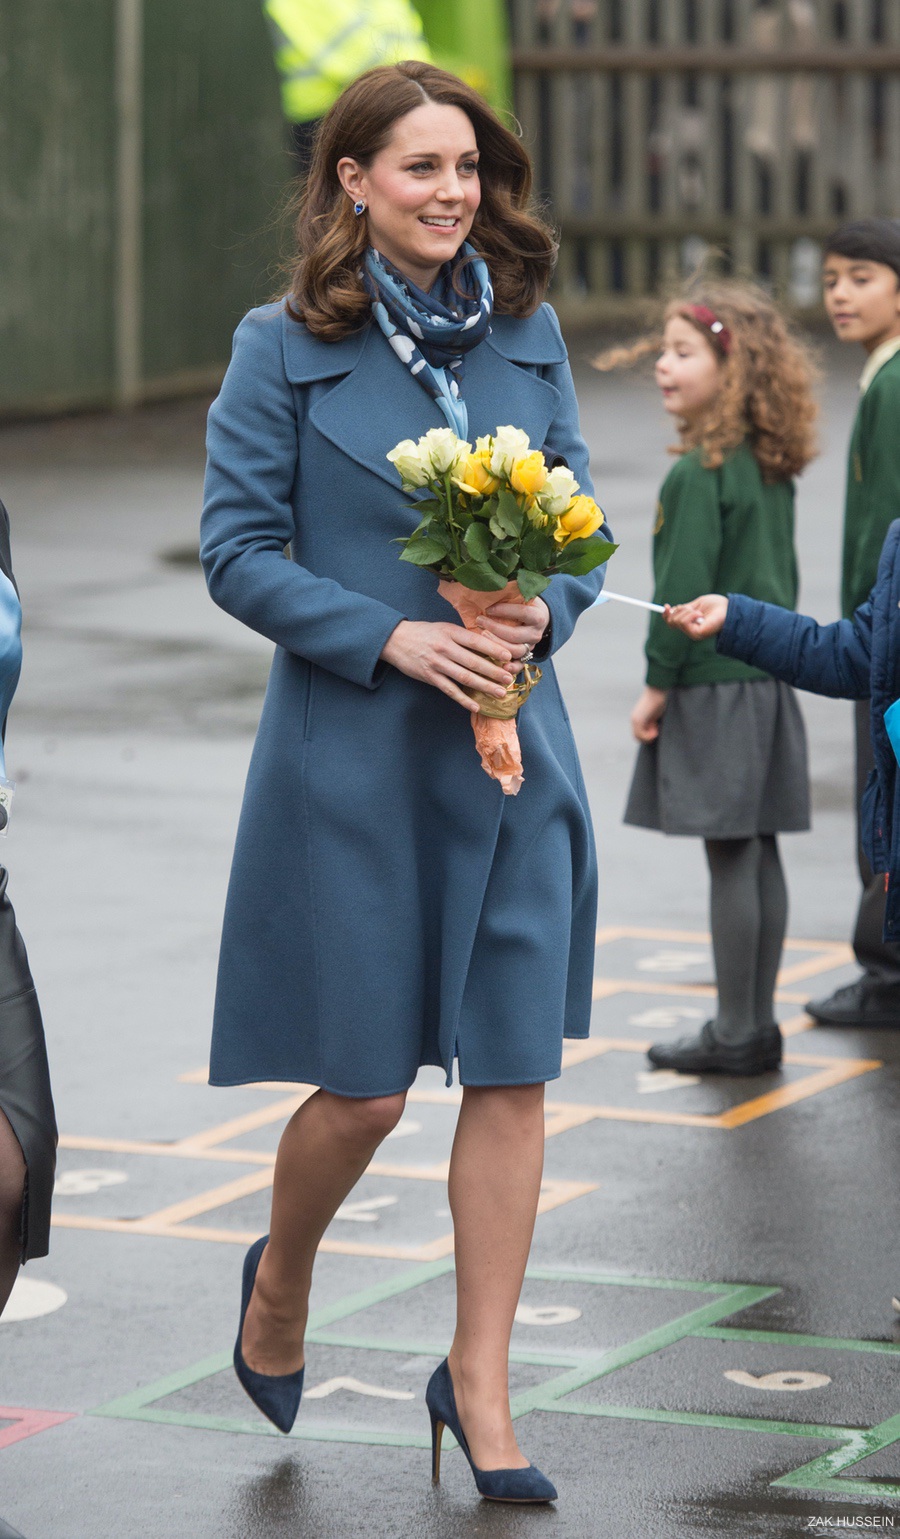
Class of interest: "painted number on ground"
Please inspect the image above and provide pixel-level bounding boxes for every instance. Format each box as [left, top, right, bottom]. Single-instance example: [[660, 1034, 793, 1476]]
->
[[1, 1278, 67, 1323], [515, 1305, 582, 1326], [54, 1169, 128, 1196], [637, 1070, 702, 1093], [637, 951, 708, 974], [629, 1007, 705, 1030], [724, 1369, 832, 1392], [335, 1196, 398, 1224]]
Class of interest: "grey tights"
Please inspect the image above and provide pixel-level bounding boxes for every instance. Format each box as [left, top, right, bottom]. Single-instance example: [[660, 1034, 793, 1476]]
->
[[704, 835, 787, 1045], [0, 1109, 25, 1312]]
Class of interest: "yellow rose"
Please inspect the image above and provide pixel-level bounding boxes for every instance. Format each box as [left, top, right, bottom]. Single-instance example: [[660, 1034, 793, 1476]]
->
[[554, 495, 605, 545], [509, 451, 548, 498], [457, 449, 502, 496]]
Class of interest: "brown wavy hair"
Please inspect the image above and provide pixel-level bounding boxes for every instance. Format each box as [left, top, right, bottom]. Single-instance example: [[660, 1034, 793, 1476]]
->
[[594, 282, 819, 482], [285, 60, 556, 339]]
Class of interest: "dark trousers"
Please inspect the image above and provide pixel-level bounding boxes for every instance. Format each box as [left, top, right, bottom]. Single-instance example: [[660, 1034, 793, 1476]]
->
[[853, 699, 900, 983]]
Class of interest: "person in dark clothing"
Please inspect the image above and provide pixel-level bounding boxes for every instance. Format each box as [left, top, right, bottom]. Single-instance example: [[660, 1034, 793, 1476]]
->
[[0, 498, 56, 1539], [808, 219, 900, 1027], [664, 519, 900, 963]]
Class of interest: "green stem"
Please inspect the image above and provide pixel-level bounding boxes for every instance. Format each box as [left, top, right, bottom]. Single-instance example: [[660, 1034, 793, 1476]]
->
[[443, 471, 463, 567]]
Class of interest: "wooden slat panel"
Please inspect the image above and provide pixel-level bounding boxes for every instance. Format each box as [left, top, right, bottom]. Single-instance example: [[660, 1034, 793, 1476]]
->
[[514, 0, 898, 308]]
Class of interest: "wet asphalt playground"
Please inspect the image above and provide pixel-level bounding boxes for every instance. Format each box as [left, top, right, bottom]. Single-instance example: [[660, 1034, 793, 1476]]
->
[[1, 335, 899, 1539]]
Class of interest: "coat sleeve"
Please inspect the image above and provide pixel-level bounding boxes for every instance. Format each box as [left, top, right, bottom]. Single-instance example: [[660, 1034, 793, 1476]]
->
[[645, 458, 723, 689], [718, 592, 873, 699], [201, 310, 407, 689], [535, 304, 614, 659]]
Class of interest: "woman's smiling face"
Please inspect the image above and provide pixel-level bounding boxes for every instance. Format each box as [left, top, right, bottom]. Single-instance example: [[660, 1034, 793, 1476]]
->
[[337, 102, 481, 290]]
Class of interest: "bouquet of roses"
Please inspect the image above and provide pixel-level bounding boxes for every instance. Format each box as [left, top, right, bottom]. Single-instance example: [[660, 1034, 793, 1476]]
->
[[387, 425, 616, 795]]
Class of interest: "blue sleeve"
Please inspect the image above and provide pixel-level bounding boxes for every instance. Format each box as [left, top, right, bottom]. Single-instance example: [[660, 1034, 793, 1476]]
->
[[200, 310, 407, 690], [719, 592, 873, 699], [536, 305, 613, 658]]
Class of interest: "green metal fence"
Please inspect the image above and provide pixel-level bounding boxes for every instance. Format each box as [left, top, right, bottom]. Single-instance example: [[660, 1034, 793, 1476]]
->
[[0, 0, 286, 418]]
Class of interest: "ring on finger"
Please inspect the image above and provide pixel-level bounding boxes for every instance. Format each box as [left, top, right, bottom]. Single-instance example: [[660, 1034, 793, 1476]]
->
[[521, 647, 534, 663]]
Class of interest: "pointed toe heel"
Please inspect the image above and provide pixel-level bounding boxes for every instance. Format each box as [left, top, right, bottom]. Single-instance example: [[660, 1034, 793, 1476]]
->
[[425, 1358, 557, 1504], [233, 1235, 304, 1435]]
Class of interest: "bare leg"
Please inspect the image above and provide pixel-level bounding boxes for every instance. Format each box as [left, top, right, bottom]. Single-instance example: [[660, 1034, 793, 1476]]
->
[[0, 1109, 25, 1313], [240, 1088, 407, 1375], [446, 1082, 546, 1471]]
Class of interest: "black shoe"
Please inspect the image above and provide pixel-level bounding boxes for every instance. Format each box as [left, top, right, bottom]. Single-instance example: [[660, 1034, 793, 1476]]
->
[[647, 1020, 782, 1076], [805, 978, 900, 1027]]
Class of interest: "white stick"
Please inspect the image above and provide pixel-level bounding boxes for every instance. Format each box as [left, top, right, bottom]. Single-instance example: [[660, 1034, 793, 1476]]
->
[[594, 589, 666, 614]]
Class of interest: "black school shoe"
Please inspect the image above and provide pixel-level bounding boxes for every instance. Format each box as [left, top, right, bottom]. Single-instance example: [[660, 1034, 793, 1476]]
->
[[647, 1021, 783, 1076], [805, 978, 900, 1028]]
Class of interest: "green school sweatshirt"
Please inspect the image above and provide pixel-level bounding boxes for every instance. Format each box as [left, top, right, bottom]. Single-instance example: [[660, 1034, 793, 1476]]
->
[[645, 442, 798, 690], [841, 349, 900, 618]]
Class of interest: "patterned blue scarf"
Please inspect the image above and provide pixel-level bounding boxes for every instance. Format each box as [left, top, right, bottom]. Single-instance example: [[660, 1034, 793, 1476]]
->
[[363, 243, 493, 439]]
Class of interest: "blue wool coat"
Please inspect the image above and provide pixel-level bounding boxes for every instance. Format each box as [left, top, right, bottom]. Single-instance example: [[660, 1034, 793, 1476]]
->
[[719, 519, 900, 942], [200, 298, 608, 1095]]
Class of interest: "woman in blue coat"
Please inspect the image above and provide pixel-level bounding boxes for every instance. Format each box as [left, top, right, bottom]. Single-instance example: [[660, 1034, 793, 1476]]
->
[[200, 61, 608, 1501]]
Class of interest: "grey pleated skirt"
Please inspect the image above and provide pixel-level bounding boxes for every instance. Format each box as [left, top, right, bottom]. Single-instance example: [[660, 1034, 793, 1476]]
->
[[0, 868, 56, 1261], [624, 679, 810, 839]]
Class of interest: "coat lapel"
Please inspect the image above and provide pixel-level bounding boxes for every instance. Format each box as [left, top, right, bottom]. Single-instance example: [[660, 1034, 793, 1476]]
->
[[289, 310, 564, 491]]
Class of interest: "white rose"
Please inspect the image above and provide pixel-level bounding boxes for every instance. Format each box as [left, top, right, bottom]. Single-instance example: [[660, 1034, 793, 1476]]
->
[[489, 425, 531, 477], [386, 439, 431, 487], [537, 464, 579, 516], [451, 438, 473, 474], [420, 427, 461, 476]]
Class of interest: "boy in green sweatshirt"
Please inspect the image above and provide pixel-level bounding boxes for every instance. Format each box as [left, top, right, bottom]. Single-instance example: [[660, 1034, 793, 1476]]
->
[[808, 219, 900, 1028]]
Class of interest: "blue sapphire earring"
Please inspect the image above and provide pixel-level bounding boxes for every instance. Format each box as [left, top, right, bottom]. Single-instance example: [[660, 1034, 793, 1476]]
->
[[353, 200, 366, 216]]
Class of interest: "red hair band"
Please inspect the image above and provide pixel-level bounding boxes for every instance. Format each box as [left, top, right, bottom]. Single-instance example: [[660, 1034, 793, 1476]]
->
[[686, 304, 732, 355]]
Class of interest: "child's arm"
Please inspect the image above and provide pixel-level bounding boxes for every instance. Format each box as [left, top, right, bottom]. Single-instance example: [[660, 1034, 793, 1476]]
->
[[667, 592, 873, 699]]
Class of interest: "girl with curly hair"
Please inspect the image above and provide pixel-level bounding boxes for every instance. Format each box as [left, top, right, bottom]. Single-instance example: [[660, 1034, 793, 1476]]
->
[[596, 284, 818, 1077]]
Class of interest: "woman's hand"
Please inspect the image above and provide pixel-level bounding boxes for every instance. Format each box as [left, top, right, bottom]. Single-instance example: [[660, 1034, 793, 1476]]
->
[[381, 620, 517, 712], [475, 596, 550, 658], [665, 595, 729, 639], [631, 686, 668, 743]]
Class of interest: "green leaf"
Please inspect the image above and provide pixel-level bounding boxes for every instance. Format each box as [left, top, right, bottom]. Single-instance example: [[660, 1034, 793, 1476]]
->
[[410, 498, 443, 515], [450, 559, 510, 591], [515, 568, 550, 601], [490, 490, 526, 539], [520, 527, 556, 571], [490, 547, 518, 576], [464, 522, 493, 561], [555, 539, 619, 577], [399, 536, 455, 566]]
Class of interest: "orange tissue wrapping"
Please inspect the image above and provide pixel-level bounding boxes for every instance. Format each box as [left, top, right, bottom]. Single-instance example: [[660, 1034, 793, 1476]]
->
[[438, 578, 542, 798]]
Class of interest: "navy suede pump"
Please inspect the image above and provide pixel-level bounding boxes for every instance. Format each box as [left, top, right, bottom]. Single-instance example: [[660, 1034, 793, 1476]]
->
[[233, 1235, 304, 1434], [425, 1358, 557, 1504]]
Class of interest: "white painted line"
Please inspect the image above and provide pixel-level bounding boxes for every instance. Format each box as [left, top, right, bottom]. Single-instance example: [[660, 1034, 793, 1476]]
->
[[305, 1377, 415, 1402]]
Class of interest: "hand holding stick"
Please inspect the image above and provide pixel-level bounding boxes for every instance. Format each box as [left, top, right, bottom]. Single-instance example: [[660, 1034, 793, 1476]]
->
[[664, 594, 729, 640]]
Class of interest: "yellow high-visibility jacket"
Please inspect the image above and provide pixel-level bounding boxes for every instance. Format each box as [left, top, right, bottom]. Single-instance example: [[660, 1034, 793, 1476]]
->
[[263, 0, 431, 124]]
